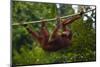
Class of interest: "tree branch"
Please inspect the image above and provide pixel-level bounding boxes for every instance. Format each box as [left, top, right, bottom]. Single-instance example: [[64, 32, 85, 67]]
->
[[12, 8, 95, 26]]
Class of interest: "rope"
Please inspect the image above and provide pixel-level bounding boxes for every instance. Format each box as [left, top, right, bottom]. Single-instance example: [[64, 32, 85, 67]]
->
[[12, 8, 95, 26]]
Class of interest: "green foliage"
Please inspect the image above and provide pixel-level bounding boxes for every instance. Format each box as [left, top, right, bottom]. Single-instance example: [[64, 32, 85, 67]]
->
[[12, 1, 96, 65]]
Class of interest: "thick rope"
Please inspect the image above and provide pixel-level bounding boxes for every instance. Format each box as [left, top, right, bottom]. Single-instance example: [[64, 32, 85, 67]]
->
[[12, 8, 95, 26]]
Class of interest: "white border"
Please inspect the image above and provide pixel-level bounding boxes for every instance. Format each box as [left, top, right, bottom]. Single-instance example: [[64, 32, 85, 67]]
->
[[17, 0, 97, 5], [0, 0, 100, 67], [0, 0, 10, 67]]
